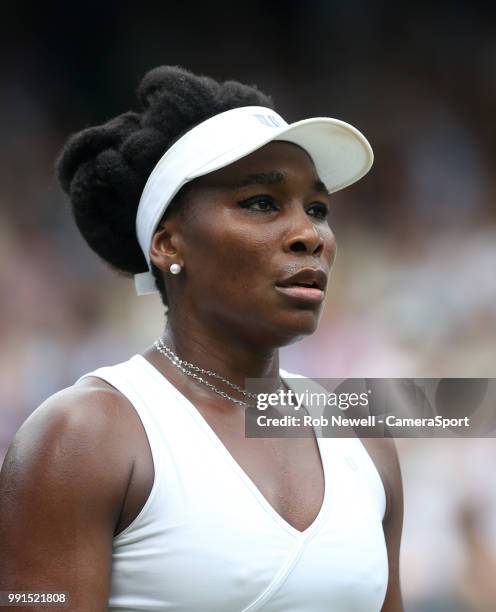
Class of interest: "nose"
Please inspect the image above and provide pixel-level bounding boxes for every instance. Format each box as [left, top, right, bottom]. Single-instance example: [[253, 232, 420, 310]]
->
[[283, 210, 326, 257]]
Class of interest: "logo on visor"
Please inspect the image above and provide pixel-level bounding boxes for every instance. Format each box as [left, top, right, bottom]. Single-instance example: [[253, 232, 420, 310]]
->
[[254, 114, 282, 128]]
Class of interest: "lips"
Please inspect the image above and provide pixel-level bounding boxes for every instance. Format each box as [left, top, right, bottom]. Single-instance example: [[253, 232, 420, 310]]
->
[[275, 268, 327, 304], [276, 268, 327, 291]]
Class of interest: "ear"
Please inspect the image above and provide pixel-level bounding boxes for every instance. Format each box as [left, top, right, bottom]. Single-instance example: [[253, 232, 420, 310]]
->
[[149, 222, 183, 273]]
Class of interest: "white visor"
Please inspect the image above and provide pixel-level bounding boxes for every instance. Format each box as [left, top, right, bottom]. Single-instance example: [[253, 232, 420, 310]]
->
[[135, 105, 373, 295]]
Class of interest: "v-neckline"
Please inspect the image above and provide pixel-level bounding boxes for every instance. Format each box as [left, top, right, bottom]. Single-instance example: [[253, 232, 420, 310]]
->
[[135, 353, 331, 539]]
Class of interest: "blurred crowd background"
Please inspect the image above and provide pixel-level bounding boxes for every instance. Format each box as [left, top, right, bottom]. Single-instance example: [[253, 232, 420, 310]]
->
[[1, 2, 495, 610]]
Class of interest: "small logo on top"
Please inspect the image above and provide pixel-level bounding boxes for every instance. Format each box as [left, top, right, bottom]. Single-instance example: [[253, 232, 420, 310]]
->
[[254, 114, 282, 128]]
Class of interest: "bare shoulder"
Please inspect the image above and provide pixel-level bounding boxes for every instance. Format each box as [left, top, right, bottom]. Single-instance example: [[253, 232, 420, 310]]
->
[[0, 376, 147, 606], [359, 437, 403, 522], [0, 375, 140, 526], [6, 375, 153, 531], [3, 375, 140, 481]]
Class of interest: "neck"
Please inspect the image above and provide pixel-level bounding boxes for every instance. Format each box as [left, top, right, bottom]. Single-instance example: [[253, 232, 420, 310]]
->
[[159, 318, 281, 390]]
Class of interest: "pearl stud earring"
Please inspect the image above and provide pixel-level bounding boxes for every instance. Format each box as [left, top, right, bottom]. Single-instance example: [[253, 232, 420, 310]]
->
[[169, 263, 182, 275]]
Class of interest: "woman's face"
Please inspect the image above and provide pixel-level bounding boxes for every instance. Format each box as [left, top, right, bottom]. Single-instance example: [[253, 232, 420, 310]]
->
[[155, 140, 337, 347]]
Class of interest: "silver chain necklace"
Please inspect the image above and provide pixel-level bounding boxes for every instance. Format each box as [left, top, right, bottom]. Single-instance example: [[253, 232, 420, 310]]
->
[[154, 337, 283, 408]]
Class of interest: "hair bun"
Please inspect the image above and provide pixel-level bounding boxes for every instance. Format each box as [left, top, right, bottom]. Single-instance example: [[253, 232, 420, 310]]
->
[[57, 112, 140, 195], [56, 64, 275, 304], [137, 65, 197, 110]]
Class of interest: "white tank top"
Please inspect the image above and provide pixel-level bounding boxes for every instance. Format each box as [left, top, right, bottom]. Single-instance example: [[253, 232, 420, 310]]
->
[[77, 354, 388, 611]]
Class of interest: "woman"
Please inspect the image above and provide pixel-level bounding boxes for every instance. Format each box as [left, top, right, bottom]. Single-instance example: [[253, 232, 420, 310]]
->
[[0, 66, 404, 611]]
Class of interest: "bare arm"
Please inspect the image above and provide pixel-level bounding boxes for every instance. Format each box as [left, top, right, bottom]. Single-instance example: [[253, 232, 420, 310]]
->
[[0, 382, 134, 611], [379, 438, 405, 612]]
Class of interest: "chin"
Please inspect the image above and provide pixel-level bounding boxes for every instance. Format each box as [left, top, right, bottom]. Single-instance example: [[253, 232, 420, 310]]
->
[[224, 303, 322, 348], [266, 309, 322, 348]]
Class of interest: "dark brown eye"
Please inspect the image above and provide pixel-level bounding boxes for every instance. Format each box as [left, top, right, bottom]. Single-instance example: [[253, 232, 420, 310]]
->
[[307, 203, 329, 219], [239, 196, 278, 212]]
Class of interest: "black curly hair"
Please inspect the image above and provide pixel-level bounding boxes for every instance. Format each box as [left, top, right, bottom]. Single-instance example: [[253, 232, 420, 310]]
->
[[56, 65, 274, 306]]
